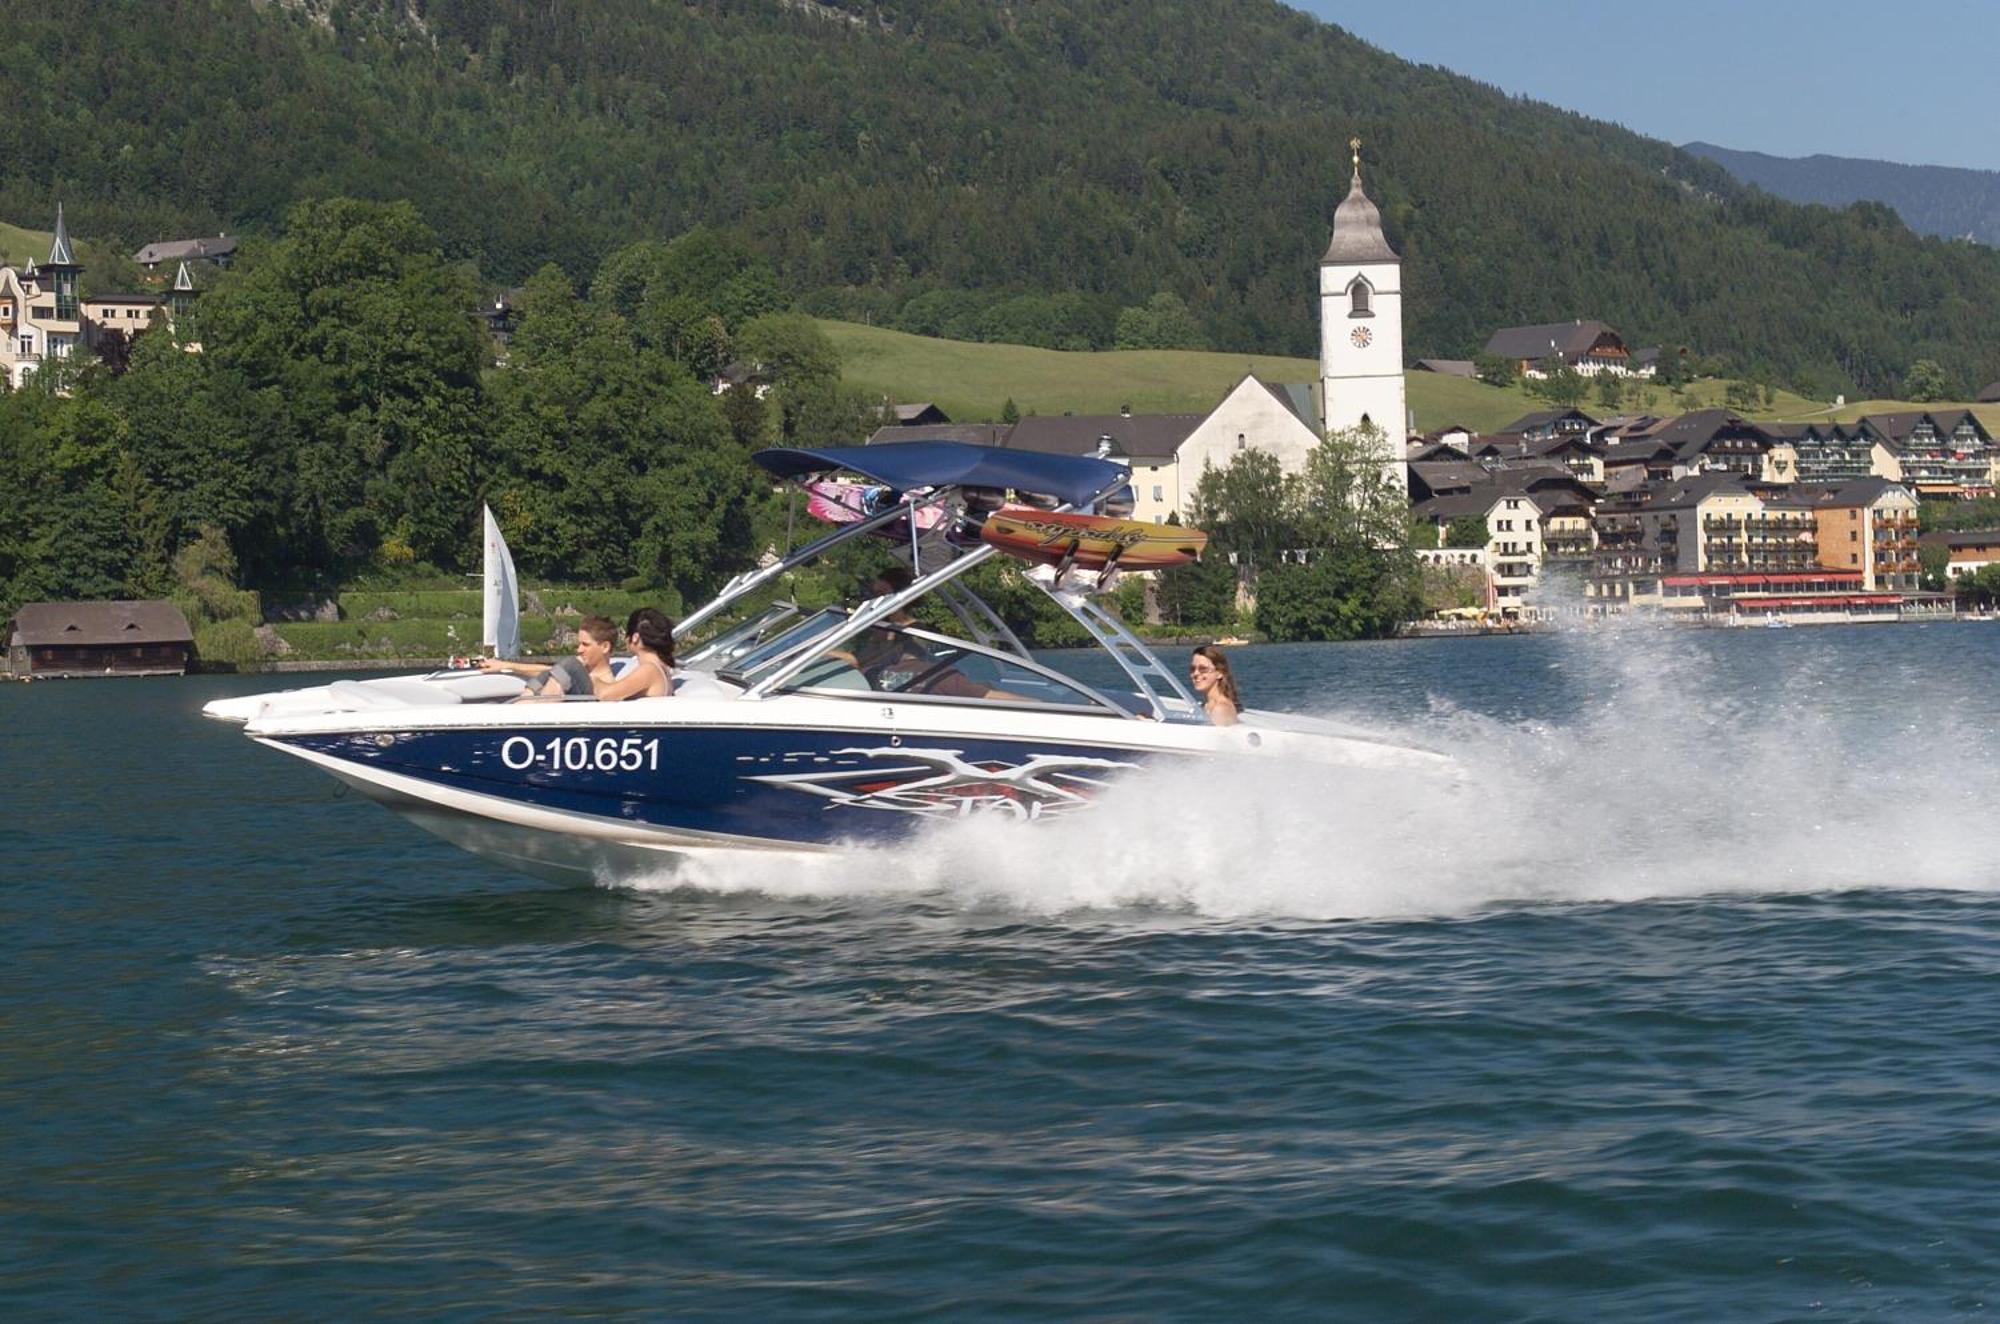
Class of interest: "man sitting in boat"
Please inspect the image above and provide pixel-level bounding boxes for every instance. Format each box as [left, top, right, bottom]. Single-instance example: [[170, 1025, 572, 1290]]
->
[[479, 615, 620, 700]]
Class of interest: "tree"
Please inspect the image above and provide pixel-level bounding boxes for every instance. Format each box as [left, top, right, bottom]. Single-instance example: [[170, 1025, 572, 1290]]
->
[[1444, 515, 1489, 548], [1533, 361, 1586, 408], [1155, 551, 1237, 627], [1918, 541, 1950, 592], [1293, 422, 1408, 551], [1724, 379, 1760, 411], [1473, 352, 1516, 388], [1904, 359, 1951, 403], [487, 265, 758, 601], [1189, 447, 1294, 573], [1114, 292, 1202, 350], [1593, 372, 1623, 412], [196, 197, 488, 579], [1954, 562, 2000, 607], [1254, 544, 1418, 642], [1000, 396, 1020, 424]]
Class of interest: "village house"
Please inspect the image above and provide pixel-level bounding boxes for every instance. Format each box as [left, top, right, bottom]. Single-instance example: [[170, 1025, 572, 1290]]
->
[[0, 208, 197, 387], [1653, 409, 1796, 484], [1483, 319, 1650, 378], [1861, 410, 1994, 498], [1778, 421, 1875, 484], [1917, 529, 2000, 580], [130, 234, 237, 271], [6, 600, 195, 677], [1411, 487, 1545, 614], [1799, 478, 1922, 592], [1410, 468, 1599, 614]]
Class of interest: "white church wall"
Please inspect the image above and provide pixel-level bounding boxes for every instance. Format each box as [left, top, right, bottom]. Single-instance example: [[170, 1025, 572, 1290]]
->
[[1173, 376, 1322, 518]]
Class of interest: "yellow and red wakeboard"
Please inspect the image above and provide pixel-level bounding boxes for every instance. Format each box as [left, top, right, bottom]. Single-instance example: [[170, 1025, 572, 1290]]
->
[[979, 506, 1207, 572]]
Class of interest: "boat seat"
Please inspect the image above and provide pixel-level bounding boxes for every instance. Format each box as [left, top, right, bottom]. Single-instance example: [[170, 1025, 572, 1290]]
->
[[326, 678, 463, 710], [435, 673, 531, 703], [669, 670, 733, 699]]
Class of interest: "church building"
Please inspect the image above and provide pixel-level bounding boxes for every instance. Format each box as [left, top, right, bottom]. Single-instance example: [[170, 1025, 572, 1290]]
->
[[1173, 140, 1408, 506], [869, 143, 1411, 515]]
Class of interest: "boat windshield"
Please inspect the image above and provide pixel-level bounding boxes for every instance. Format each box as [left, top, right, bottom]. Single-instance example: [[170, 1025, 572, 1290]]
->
[[776, 625, 1124, 714], [717, 607, 854, 682], [680, 600, 802, 670]]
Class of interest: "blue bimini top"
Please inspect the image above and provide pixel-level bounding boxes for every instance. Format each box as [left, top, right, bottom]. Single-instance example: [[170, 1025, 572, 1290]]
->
[[753, 442, 1127, 511]]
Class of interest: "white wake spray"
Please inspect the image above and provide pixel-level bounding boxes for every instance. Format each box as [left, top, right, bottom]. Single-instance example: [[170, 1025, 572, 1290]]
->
[[627, 626, 2000, 920]]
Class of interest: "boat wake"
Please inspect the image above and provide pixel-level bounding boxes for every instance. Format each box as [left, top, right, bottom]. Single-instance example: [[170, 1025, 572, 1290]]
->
[[624, 629, 2000, 920]]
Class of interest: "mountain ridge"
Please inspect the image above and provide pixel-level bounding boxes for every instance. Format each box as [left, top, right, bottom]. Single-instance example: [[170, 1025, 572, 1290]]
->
[[1, 0, 1995, 396], [1685, 141, 2000, 246]]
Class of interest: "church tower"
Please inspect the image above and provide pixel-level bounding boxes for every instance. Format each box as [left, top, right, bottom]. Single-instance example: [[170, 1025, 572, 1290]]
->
[[1319, 140, 1407, 494]]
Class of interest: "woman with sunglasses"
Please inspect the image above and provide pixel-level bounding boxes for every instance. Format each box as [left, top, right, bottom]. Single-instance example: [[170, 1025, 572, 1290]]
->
[[1187, 645, 1240, 726]]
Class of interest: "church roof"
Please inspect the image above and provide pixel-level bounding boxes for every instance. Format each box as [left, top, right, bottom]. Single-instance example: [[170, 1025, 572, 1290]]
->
[[1322, 168, 1399, 265]]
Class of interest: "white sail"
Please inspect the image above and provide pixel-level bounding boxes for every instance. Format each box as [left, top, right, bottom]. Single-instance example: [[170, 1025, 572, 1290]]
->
[[481, 504, 521, 659]]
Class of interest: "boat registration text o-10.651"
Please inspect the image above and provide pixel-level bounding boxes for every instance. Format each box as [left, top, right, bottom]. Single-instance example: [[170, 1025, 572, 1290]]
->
[[500, 735, 661, 773]]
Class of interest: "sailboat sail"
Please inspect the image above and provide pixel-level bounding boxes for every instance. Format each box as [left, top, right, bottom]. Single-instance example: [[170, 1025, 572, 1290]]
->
[[481, 504, 521, 659]]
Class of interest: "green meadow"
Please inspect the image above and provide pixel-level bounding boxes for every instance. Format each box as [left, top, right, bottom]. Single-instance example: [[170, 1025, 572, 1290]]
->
[[820, 320, 1992, 434]]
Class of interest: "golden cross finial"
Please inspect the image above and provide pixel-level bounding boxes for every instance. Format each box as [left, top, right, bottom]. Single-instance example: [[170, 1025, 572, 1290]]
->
[[1349, 136, 1362, 172]]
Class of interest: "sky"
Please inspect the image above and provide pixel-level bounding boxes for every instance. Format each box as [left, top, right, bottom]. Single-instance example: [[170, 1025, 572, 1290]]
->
[[1294, 0, 2000, 173]]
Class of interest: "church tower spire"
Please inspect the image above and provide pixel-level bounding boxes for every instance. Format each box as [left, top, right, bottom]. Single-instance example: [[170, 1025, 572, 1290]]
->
[[1318, 140, 1407, 494]]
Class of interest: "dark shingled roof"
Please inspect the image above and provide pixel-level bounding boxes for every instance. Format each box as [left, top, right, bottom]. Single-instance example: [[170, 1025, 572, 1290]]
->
[[130, 235, 238, 266], [1483, 320, 1624, 362], [1414, 359, 1475, 377], [1795, 477, 1913, 508], [1641, 472, 1761, 512], [1498, 408, 1600, 434], [1861, 409, 1993, 445], [1979, 382, 2000, 404], [10, 600, 193, 648], [1918, 529, 2000, 549], [866, 423, 1010, 448], [1006, 413, 1202, 460]]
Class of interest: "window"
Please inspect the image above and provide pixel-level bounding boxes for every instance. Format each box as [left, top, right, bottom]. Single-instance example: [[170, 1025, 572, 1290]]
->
[[1151, 485, 1163, 502], [1236, 433, 1246, 451], [1348, 278, 1373, 317]]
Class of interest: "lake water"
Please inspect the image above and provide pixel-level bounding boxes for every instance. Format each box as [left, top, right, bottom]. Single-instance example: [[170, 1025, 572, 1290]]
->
[[5, 621, 2000, 1320]]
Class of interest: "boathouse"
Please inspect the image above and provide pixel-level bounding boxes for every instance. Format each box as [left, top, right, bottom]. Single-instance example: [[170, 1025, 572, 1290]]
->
[[6, 600, 195, 677]]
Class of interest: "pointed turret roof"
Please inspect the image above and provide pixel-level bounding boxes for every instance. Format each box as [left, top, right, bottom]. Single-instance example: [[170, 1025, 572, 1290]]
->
[[47, 203, 77, 268], [1322, 140, 1399, 265]]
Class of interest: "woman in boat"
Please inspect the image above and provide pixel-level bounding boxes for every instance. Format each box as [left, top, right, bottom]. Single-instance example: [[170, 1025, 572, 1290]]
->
[[1188, 645, 1240, 726], [480, 615, 619, 700], [594, 608, 674, 700]]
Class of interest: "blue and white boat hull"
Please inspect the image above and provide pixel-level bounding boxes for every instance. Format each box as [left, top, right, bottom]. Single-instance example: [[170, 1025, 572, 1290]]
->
[[245, 695, 1439, 884]]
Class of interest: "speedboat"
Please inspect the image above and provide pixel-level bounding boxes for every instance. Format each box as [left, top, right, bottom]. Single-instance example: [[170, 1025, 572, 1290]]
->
[[207, 442, 1444, 883]]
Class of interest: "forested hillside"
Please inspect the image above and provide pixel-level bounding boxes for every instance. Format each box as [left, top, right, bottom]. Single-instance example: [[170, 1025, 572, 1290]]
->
[[1687, 143, 2000, 248], [4, 0, 1997, 398]]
